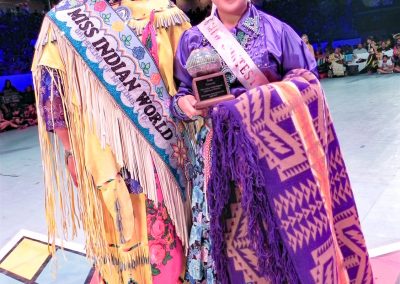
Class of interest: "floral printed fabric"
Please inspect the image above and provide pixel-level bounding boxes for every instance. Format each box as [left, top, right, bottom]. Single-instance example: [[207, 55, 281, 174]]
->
[[147, 168, 184, 284], [38, 68, 67, 132], [147, 199, 177, 276], [186, 125, 216, 284]]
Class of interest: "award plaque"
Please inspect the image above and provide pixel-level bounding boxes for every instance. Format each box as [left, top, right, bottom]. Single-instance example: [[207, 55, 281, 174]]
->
[[192, 72, 234, 109], [186, 48, 234, 109]]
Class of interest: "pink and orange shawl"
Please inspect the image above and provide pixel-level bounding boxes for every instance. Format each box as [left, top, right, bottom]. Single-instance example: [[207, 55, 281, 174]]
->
[[209, 69, 373, 283]]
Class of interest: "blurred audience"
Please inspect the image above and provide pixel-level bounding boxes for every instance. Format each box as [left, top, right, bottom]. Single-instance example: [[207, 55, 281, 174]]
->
[[0, 110, 20, 132], [328, 48, 347, 77], [353, 43, 367, 55], [392, 35, 400, 73], [360, 37, 379, 74], [0, 2, 398, 85], [316, 49, 329, 77], [0, 80, 37, 132], [377, 55, 394, 74], [310, 34, 399, 77], [302, 34, 315, 57]]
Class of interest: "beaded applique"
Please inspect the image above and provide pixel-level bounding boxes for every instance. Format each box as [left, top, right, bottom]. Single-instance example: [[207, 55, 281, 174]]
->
[[243, 16, 260, 35]]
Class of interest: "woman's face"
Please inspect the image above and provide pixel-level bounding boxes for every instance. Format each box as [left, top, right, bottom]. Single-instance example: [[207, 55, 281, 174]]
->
[[302, 35, 309, 43], [213, 0, 248, 16]]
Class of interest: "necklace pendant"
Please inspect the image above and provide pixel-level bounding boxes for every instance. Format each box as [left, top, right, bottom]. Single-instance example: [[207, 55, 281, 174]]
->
[[243, 16, 260, 35]]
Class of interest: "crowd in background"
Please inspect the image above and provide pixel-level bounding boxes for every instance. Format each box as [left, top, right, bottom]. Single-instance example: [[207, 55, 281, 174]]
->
[[0, 2, 398, 132], [303, 35, 400, 78], [0, 79, 37, 132]]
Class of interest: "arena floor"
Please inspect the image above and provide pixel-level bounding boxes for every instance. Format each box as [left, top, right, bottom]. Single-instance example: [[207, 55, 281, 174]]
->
[[0, 73, 399, 282]]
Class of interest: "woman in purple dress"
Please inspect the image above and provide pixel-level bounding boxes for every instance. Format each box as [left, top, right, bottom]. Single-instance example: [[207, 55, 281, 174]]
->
[[171, 0, 372, 283], [171, 0, 316, 283]]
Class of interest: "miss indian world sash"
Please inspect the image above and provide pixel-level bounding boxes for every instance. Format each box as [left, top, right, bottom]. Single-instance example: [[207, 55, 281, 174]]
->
[[48, 0, 187, 196], [198, 14, 269, 89]]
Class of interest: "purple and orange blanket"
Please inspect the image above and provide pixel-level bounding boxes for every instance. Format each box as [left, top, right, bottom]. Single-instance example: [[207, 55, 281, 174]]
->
[[209, 69, 373, 284]]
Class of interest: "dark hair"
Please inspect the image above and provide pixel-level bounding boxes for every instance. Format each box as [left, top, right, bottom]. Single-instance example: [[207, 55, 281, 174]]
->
[[383, 55, 389, 59], [4, 80, 12, 89]]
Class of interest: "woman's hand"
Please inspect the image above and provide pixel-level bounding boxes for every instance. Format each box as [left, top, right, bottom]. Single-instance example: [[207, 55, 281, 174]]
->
[[66, 155, 78, 187], [177, 95, 205, 119]]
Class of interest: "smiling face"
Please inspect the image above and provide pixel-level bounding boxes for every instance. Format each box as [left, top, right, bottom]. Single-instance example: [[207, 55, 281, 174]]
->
[[212, 0, 248, 16]]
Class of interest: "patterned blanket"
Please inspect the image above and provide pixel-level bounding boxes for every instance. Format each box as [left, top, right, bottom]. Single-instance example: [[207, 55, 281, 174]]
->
[[209, 69, 373, 283]]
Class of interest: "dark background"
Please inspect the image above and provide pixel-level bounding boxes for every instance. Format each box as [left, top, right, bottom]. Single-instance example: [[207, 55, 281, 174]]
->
[[260, 0, 399, 44]]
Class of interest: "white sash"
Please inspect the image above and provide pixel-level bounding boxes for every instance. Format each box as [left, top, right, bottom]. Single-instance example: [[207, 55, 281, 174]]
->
[[198, 15, 269, 90]]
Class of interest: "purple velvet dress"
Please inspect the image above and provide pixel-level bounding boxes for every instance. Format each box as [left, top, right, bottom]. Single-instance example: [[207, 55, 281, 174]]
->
[[171, 4, 317, 120], [172, 5, 317, 284]]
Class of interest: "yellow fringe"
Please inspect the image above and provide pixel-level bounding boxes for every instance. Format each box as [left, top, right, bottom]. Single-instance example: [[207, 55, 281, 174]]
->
[[128, 5, 190, 36], [32, 16, 191, 274]]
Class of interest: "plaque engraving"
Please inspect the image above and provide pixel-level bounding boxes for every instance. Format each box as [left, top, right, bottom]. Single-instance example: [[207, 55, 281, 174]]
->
[[192, 72, 234, 109]]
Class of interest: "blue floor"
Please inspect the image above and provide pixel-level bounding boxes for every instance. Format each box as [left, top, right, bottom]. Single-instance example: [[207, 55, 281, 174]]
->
[[1, 74, 400, 252]]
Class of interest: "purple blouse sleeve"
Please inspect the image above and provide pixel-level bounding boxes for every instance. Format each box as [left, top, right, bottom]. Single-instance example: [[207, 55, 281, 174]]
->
[[281, 23, 318, 77], [38, 68, 67, 132], [171, 29, 203, 121]]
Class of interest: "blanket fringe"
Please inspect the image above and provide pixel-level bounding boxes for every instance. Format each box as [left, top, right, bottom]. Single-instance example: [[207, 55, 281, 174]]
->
[[209, 105, 299, 284]]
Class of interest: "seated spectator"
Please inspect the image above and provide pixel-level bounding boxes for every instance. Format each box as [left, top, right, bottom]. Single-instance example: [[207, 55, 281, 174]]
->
[[0, 99, 9, 115], [23, 104, 37, 126], [379, 41, 391, 52], [377, 55, 394, 74], [384, 38, 392, 49], [315, 49, 329, 78], [23, 85, 35, 105], [391, 34, 400, 72], [342, 45, 354, 63], [365, 36, 375, 51], [301, 34, 315, 57], [2, 79, 17, 93], [361, 40, 378, 74], [0, 110, 19, 132], [10, 109, 29, 129], [342, 45, 353, 56], [353, 43, 367, 55], [328, 48, 347, 77]]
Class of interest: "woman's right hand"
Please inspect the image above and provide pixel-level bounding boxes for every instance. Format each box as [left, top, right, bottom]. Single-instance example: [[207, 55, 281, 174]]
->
[[177, 95, 204, 119]]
